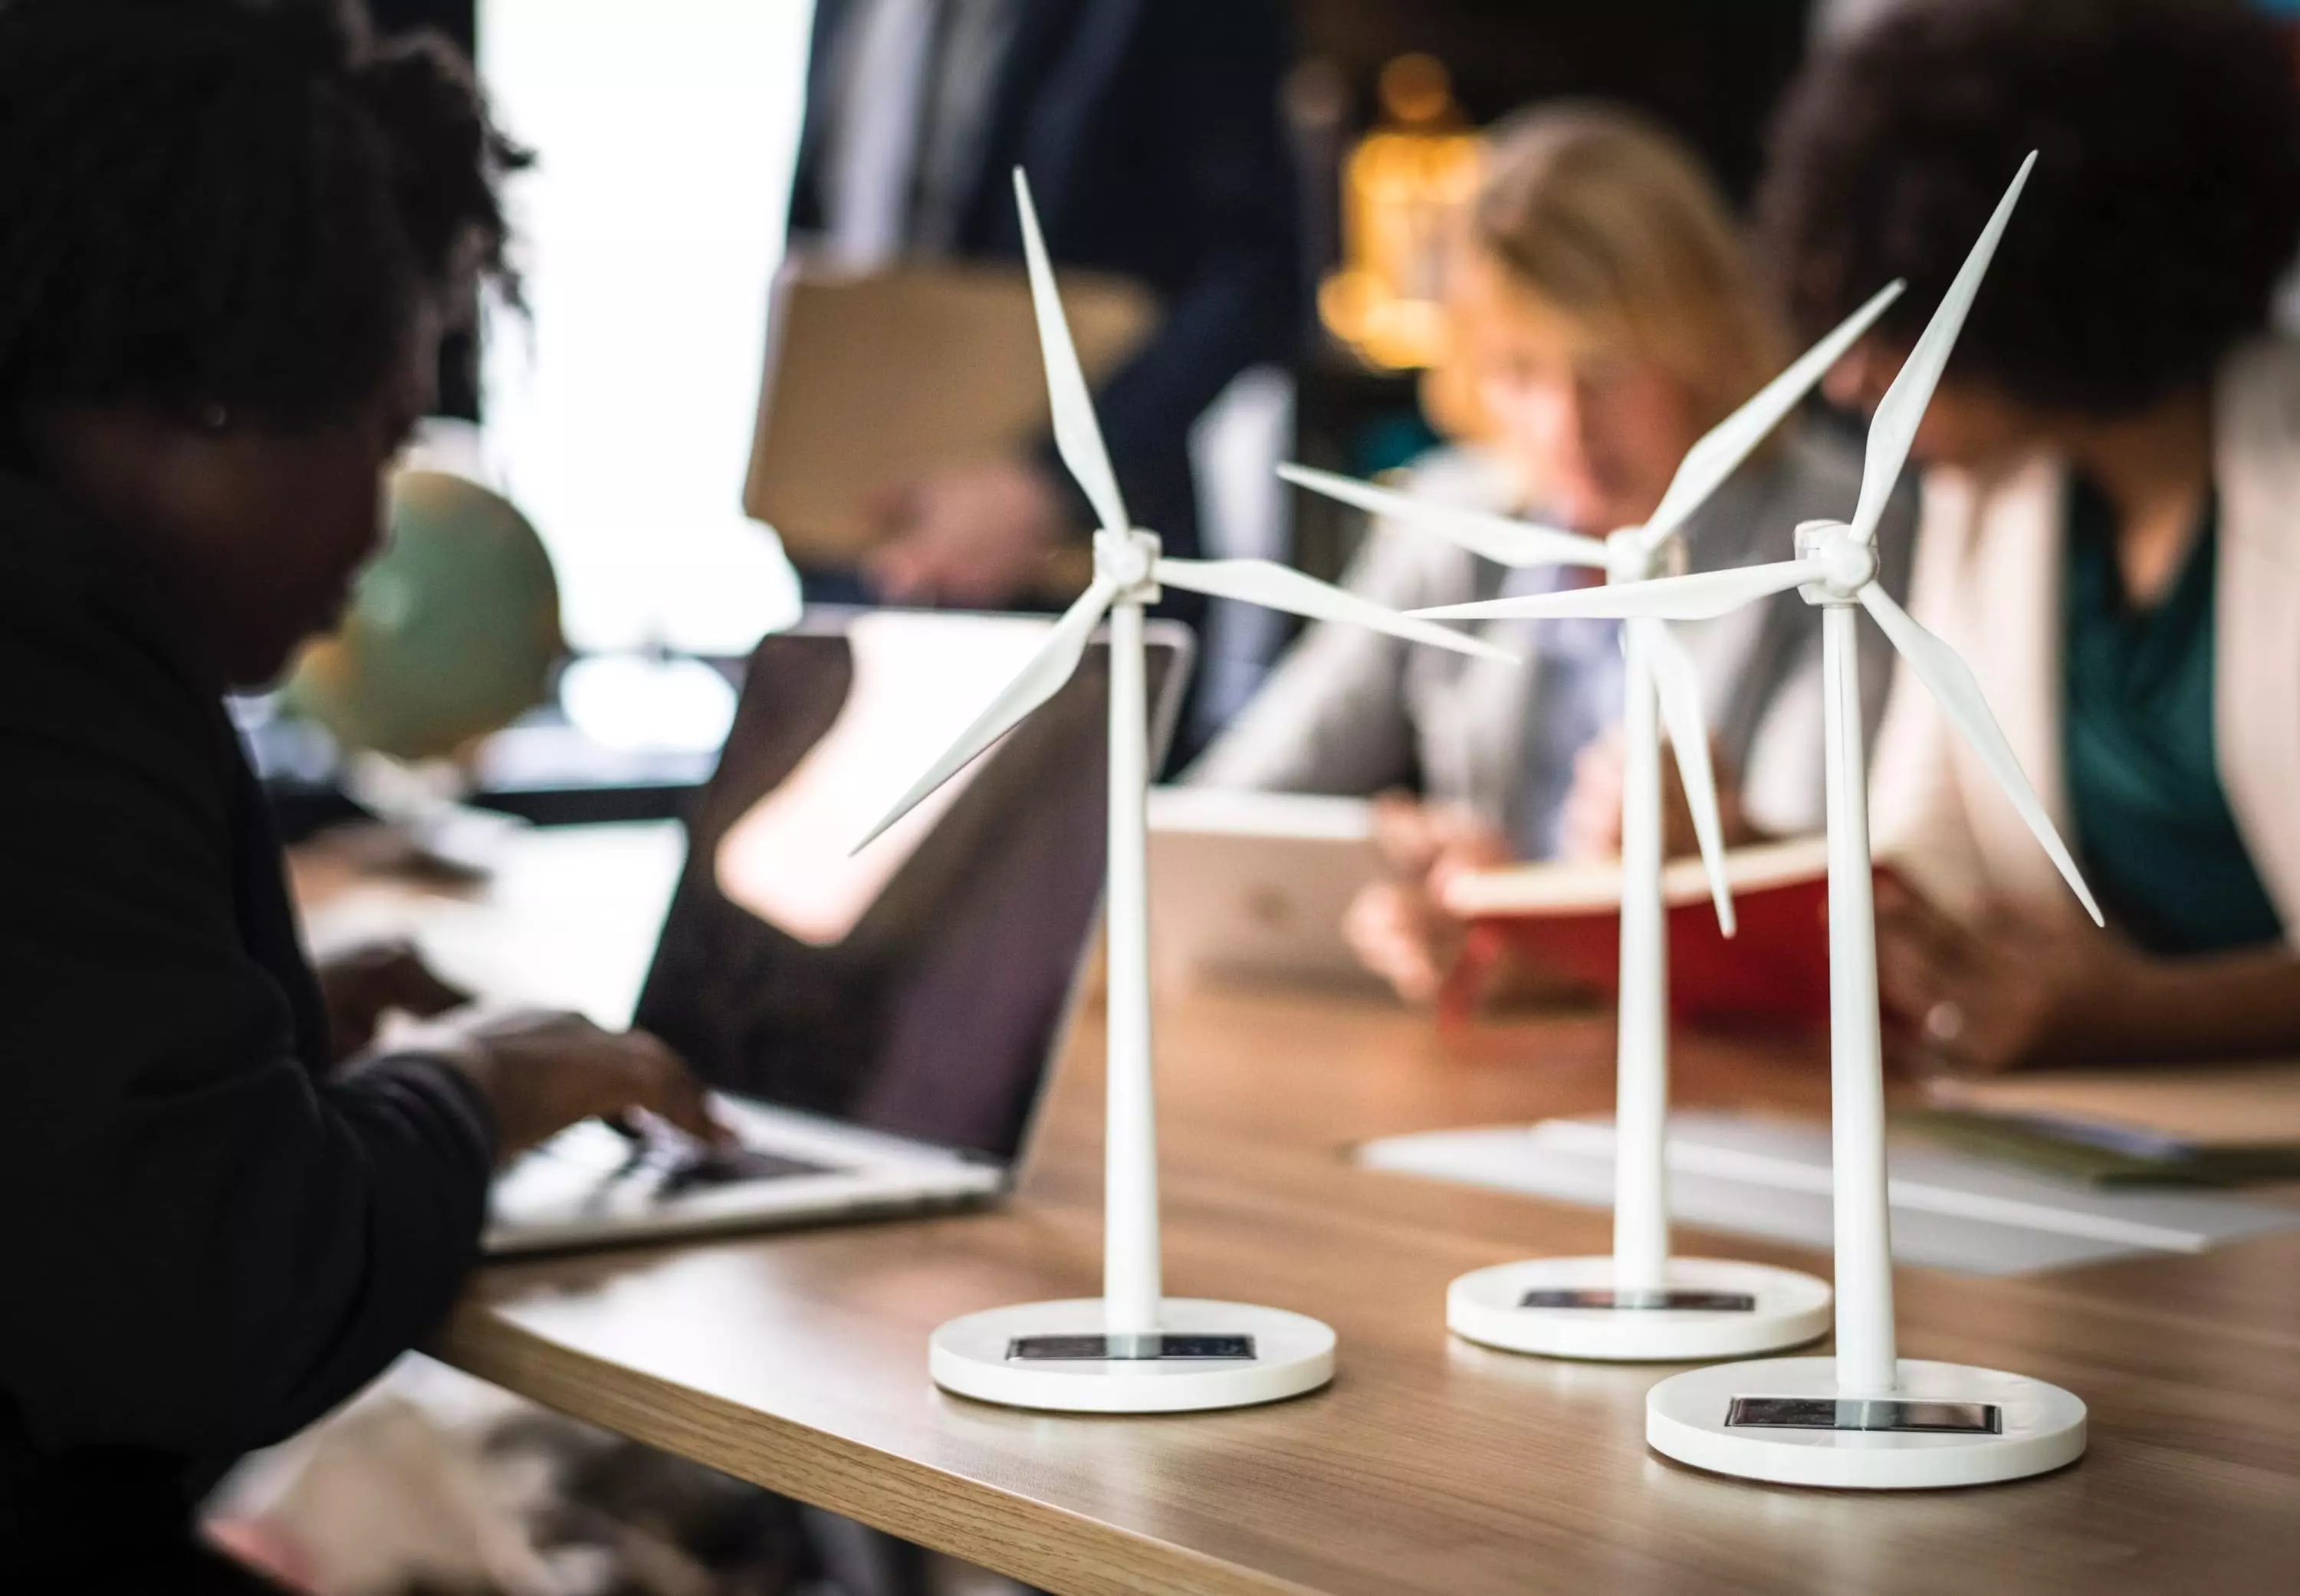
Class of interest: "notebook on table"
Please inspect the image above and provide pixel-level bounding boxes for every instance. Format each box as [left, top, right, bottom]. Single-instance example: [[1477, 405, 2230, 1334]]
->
[[1921, 1060, 2300, 1185], [1357, 1112, 2300, 1276], [1436, 836, 1861, 1030]]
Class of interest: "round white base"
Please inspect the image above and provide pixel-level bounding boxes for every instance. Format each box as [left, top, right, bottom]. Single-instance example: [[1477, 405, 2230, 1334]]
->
[[1648, 1357, 2087, 1489], [929, 1298, 1336, 1414], [1447, 1256, 1832, 1361]]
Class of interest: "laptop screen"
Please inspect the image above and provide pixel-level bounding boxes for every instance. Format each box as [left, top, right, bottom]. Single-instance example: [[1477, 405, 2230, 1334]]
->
[[634, 608, 1190, 1164]]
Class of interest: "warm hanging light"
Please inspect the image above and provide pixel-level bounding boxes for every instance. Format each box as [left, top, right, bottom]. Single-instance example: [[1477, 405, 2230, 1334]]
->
[[1318, 54, 1484, 372]]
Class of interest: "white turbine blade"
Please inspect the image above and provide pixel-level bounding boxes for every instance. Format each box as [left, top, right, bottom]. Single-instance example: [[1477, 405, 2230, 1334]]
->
[[1850, 152, 2036, 547], [1276, 463, 1608, 570], [1641, 278, 1907, 549], [1412, 558, 1822, 624], [853, 578, 1118, 853], [1014, 168, 1129, 536], [1640, 618, 1736, 938], [1857, 582, 2103, 924], [1154, 557, 1515, 662]]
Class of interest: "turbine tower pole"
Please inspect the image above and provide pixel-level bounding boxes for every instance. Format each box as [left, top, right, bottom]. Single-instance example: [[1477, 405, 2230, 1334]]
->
[[1612, 621, 1671, 1296], [1821, 599, 1898, 1396], [1102, 588, 1162, 1337]]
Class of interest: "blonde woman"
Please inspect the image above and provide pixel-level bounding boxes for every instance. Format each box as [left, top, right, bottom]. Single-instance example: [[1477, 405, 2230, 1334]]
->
[[1191, 105, 1915, 1000]]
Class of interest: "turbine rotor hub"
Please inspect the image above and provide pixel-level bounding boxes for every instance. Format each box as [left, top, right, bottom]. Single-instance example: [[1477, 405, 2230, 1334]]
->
[[1097, 527, 1162, 600], [1605, 527, 1681, 585], [1794, 520, 1877, 605]]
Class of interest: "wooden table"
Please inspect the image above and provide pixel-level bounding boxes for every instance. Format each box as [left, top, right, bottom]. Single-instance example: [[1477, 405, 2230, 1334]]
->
[[301, 826, 2300, 1595], [448, 1011, 2300, 1590]]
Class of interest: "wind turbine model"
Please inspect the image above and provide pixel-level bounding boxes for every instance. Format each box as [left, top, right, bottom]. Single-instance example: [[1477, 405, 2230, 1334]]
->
[[857, 171, 1510, 1415], [1413, 154, 2098, 1487], [1278, 281, 1903, 1363]]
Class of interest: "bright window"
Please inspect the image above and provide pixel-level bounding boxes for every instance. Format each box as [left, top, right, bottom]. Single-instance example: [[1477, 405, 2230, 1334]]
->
[[477, 1, 815, 654]]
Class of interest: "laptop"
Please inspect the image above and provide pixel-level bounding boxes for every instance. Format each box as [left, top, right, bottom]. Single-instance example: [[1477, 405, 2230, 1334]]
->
[[485, 606, 1193, 1254]]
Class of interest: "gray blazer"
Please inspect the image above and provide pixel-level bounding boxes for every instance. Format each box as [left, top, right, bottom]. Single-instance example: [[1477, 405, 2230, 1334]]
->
[[1190, 424, 1917, 845]]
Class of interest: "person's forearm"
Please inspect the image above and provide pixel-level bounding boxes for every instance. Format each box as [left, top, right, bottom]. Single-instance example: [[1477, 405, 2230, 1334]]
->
[[2058, 944, 2300, 1062]]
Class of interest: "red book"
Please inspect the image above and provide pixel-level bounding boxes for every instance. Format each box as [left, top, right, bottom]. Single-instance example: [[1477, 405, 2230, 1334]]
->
[[1438, 837, 1877, 1033]]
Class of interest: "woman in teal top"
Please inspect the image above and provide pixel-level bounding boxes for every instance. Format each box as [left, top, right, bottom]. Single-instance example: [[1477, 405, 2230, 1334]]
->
[[1757, 0, 2300, 1075], [2062, 481, 2284, 957]]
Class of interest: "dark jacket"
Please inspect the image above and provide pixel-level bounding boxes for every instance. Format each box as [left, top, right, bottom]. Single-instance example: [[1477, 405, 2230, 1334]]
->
[[787, 0, 1303, 560], [0, 473, 495, 1577]]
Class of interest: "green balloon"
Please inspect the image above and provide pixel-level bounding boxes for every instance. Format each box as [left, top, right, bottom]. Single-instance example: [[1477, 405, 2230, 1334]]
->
[[283, 471, 564, 761]]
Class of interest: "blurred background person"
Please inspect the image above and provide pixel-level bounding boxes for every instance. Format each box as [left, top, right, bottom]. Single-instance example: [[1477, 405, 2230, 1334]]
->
[[784, 0, 1300, 612], [1191, 105, 1915, 1003], [1762, 0, 2300, 1075]]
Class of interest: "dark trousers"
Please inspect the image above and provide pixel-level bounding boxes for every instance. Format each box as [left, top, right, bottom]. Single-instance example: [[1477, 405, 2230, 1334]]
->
[[2, 1542, 292, 1595]]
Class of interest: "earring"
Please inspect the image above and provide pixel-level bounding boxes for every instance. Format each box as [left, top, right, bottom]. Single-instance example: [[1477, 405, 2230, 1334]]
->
[[199, 402, 231, 435]]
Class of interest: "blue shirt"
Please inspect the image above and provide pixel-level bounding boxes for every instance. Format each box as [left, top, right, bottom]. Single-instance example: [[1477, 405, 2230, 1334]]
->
[[1508, 562, 1623, 859]]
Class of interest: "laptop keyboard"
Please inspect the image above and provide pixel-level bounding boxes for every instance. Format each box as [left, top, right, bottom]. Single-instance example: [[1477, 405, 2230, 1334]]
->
[[552, 1123, 839, 1211], [656, 1143, 833, 1196]]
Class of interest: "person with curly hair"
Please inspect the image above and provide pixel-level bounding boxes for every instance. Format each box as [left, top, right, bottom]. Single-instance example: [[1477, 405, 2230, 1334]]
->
[[1760, 0, 2300, 1075], [0, 2, 721, 1585]]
